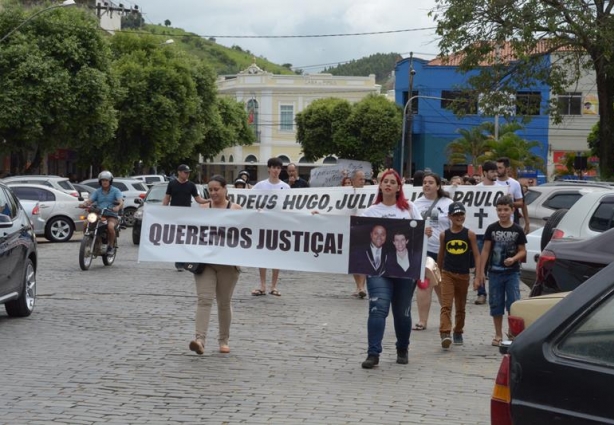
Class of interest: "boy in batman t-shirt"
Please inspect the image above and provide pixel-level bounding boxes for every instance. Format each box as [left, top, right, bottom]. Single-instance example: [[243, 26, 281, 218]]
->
[[437, 202, 480, 349]]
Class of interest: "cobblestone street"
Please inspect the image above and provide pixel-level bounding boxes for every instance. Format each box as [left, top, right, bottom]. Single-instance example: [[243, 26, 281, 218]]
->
[[0, 236, 523, 424]]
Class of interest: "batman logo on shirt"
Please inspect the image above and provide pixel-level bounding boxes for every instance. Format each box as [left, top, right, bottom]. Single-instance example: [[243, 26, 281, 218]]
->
[[446, 239, 468, 255]]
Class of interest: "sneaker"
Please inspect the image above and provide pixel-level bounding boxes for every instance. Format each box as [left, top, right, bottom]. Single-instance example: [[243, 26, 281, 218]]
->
[[453, 333, 464, 345], [361, 355, 379, 369], [441, 333, 452, 349], [106, 247, 115, 256], [189, 339, 205, 355], [396, 349, 408, 364], [474, 295, 487, 305]]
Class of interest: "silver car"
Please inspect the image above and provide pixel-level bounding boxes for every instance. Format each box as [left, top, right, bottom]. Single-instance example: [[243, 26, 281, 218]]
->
[[18, 200, 46, 235], [2, 175, 80, 198], [7, 184, 84, 242]]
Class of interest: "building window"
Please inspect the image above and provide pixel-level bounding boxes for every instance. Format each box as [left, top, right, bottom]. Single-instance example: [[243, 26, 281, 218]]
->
[[280, 105, 294, 131], [402, 90, 419, 114], [516, 91, 542, 115], [557, 92, 582, 115], [441, 90, 478, 114]]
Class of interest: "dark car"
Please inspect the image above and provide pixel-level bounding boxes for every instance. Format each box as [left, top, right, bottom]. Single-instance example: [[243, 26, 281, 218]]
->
[[131, 183, 209, 245], [0, 182, 37, 317], [531, 227, 614, 297], [491, 261, 614, 424]]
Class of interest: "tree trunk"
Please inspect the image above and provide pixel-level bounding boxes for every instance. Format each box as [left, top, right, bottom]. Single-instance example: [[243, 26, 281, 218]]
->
[[594, 59, 614, 179], [25, 146, 42, 175]]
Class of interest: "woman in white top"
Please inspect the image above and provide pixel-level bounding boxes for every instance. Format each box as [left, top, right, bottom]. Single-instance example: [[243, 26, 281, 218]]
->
[[412, 172, 453, 331], [360, 169, 430, 369]]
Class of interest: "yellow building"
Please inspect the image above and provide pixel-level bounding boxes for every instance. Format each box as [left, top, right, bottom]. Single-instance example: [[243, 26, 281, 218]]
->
[[204, 62, 381, 183]]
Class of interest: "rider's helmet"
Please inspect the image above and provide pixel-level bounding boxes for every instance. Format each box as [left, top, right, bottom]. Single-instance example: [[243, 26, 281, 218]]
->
[[98, 170, 114, 185]]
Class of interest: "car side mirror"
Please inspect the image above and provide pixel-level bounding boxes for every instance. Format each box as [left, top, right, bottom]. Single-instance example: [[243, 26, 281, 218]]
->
[[78, 196, 84, 202], [0, 213, 11, 228]]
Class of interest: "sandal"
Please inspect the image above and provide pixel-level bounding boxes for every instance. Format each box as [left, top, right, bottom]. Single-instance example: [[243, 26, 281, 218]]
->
[[358, 290, 367, 299], [269, 289, 281, 296], [492, 337, 503, 346], [412, 323, 427, 331], [251, 289, 266, 296]]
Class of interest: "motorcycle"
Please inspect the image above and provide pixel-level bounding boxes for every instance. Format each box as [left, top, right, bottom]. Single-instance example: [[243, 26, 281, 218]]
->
[[78, 203, 124, 270]]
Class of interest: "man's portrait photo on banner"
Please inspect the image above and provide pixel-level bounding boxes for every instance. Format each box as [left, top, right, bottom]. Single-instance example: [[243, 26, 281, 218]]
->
[[348, 216, 425, 280]]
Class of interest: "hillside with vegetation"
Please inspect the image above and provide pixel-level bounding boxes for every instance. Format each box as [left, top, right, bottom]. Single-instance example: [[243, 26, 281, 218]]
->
[[143, 24, 297, 76], [323, 53, 401, 87]]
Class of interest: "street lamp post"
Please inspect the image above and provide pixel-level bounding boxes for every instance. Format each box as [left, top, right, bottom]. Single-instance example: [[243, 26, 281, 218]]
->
[[0, 0, 76, 44], [400, 95, 450, 181]]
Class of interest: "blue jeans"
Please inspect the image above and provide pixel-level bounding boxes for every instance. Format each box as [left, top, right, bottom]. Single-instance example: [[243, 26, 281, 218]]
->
[[476, 236, 487, 296], [366, 276, 417, 356], [488, 270, 521, 316]]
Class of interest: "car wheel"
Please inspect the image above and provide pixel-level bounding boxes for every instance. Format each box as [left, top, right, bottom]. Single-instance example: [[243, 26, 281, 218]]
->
[[122, 207, 137, 227], [5, 258, 36, 317], [45, 216, 74, 242], [540, 208, 568, 250], [132, 226, 140, 245]]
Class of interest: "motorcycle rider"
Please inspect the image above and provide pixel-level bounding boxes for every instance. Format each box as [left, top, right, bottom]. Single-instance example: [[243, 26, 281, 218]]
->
[[79, 171, 124, 256]]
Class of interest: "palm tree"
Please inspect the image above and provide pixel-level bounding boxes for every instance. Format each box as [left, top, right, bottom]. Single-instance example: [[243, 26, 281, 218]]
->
[[445, 126, 489, 168], [479, 132, 546, 175]]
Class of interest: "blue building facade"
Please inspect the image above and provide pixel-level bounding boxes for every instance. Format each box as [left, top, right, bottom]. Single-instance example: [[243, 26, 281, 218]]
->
[[394, 56, 551, 181]]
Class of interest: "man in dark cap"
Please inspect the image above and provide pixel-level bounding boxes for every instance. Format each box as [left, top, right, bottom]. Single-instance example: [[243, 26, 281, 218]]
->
[[163, 164, 210, 271]]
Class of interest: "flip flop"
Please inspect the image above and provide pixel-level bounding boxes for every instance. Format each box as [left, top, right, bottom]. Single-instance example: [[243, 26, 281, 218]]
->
[[492, 337, 503, 346], [251, 289, 266, 296], [412, 323, 427, 331], [269, 289, 281, 296], [358, 290, 367, 299]]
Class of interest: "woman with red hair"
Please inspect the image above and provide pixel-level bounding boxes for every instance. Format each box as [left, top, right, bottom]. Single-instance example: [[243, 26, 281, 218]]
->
[[360, 169, 431, 369]]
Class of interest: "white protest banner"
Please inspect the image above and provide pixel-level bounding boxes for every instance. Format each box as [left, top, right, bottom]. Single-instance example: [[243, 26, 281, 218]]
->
[[226, 185, 507, 234], [309, 159, 372, 187], [137, 206, 426, 278]]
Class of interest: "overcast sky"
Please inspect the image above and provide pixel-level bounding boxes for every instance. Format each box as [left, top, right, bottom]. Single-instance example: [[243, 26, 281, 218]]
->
[[132, 0, 440, 72]]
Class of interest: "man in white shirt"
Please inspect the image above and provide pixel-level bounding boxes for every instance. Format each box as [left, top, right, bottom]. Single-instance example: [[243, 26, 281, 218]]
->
[[495, 157, 530, 234], [251, 158, 290, 297]]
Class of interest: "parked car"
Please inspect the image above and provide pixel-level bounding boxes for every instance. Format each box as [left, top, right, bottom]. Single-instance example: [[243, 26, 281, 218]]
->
[[519, 227, 542, 287], [7, 183, 84, 242], [73, 183, 95, 200], [531, 226, 614, 296], [1, 175, 80, 198], [18, 199, 46, 235], [491, 261, 614, 424], [507, 291, 569, 338], [132, 182, 209, 245], [132, 174, 168, 187], [524, 182, 612, 233], [540, 189, 614, 250], [80, 178, 148, 227], [0, 182, 37, 317]]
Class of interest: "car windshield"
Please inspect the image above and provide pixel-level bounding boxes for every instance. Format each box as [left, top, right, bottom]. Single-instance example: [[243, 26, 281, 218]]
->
[[524, 190, 540, 205], [132, 182, 147, 192], [57, 180, 76, 191], [146, 186, 167, 203]]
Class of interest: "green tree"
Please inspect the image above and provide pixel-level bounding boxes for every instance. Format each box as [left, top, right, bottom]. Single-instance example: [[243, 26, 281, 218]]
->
[[446, 126, 489, 168], [552, 150, 595, 179], [479, 123, 546, 174], [431, 0, 614, 179], [296, 95, 402, 168], [164, 19, 171, 27], [0, 3, 118, 174], [121, 11, 144, 29], [587, 121, 599, 157]]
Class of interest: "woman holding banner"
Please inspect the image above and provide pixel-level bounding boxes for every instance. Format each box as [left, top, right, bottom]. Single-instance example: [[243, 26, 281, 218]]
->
[[412, 172, 453, 331], [188, 175, 242, 356], [360, 169, 429, 369]]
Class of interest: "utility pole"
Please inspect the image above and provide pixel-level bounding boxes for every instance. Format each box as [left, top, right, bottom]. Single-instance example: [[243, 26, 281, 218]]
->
[[407, 52, 415, 180]]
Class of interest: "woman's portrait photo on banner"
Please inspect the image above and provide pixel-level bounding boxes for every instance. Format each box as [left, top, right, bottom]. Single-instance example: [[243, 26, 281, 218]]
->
[[348, 216, 425, 280]]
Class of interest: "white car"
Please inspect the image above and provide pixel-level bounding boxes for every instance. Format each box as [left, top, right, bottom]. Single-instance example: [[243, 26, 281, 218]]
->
[[520, 227, 542, 287], [132, 174, 168, 187], [80, 178, 148, 227], [2, 175, 80, 198], [8, 183, 84, 242], [18, 199, 46, 235]]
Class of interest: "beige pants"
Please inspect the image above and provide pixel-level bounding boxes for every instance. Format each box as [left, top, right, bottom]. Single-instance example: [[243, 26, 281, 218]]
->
[[194, 264, 240, 346]]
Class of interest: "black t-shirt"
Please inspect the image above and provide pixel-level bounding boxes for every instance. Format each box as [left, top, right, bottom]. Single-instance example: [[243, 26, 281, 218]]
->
[[285, 178, 310, 188], [166, 179, 198, 207], [483, 221, 527, 272], [443, 227, 472, 274]]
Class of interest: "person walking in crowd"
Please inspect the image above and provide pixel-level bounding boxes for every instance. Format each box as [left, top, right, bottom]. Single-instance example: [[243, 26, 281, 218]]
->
[[188, 175, 242, 356], [79, 171, 123, 256], [163, 164, 210, 271], [476, 195, 527, 347], [437, 202, 480, 349], [350, 169, 367, 298], [285, 163, 310, 188], [412, 170, 424, 187], [473, 160, 498, 305], [360, 169, 427, 369], [341, 176, 353, 186], [233, 178, 247, 189], [412, 172, 453, 331], [496, 157, 530, 235], [251, 157, 290, 297], [237, 170, 253, 189]]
